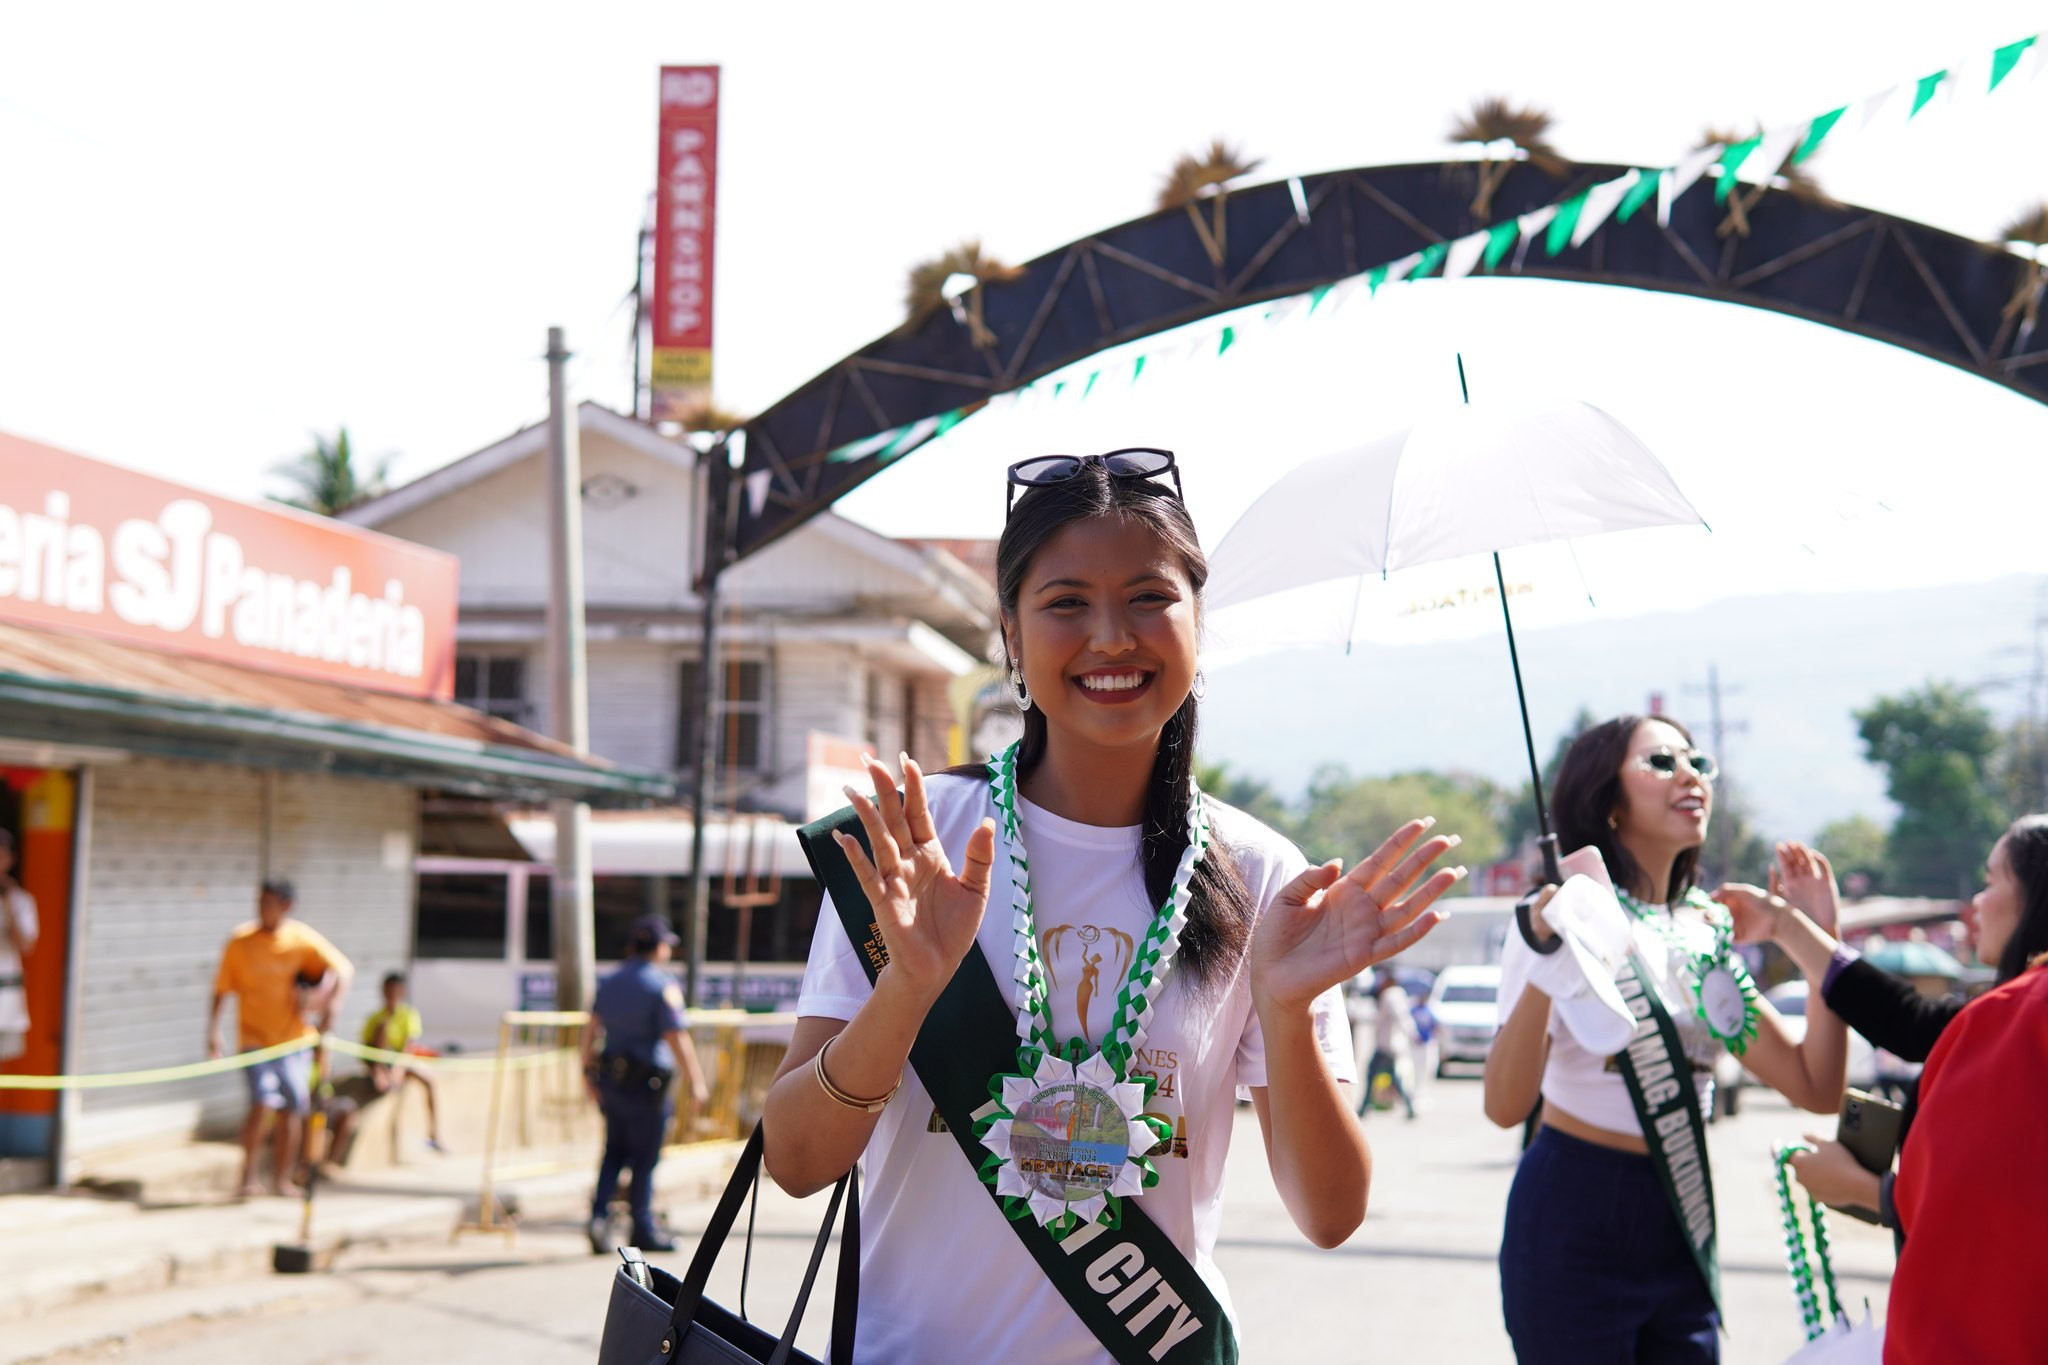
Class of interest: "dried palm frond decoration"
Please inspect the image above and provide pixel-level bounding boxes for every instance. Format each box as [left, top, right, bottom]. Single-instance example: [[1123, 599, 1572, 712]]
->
[[903, 240, 1024, 347], [1702, 124, 1833, 239], [1156, 138, 1264, 268], [1996, 203, 2048, 339], [1446, 97, 1569, 220], [674, 399, 749, 434]]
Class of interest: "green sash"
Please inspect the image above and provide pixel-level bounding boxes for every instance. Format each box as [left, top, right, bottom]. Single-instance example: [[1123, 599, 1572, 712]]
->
[[798, 806, 1237, 1365], [1612, 948, 1721, 1311]]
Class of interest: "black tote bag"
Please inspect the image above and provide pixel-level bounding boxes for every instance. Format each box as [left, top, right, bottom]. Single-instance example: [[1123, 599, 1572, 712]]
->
[[597, 1123, 858, 1365]]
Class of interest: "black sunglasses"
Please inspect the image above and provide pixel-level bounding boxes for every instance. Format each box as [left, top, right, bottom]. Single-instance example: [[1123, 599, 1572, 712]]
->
[[1004, 448, 1182, 517], [1637, 748, 1719, 781]]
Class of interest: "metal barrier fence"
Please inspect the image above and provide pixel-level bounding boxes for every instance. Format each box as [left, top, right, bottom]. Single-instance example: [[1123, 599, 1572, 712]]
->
[[455, 1009, 796, 1242]]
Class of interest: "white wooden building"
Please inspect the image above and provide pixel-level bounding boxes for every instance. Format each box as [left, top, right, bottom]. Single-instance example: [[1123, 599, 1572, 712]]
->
[[341, 404, 1002, 1031]]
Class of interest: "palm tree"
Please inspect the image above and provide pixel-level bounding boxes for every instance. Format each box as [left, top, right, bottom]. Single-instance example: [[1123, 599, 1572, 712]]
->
[[902, 239, 1024, 347], [1700, 125, 1832, 239], [1446, 98, 1568, 220], [1156, 138, 1264, 268], [1997, 203, 2048, 342], [270, 428, 391, 516]]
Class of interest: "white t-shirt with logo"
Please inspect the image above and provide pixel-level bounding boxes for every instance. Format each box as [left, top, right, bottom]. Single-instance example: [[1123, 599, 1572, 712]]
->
[[796, 773, 1355, 1364]]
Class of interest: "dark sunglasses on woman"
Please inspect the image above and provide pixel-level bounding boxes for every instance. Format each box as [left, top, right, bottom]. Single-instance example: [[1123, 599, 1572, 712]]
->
[[1636, 747, 1719, 780], [1004, 448, 1182, 518]]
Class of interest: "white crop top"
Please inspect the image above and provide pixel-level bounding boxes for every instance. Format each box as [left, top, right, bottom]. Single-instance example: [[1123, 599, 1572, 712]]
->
[[1497, 901, 1730, 1135]]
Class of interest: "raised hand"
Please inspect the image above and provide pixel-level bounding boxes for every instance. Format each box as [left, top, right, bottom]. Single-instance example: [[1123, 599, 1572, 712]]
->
[[1775, 842, 1841, 935], [1711, 882, 1781, 946], [1251, 819, 1464, 1012], [831, 753, 995, 1000]]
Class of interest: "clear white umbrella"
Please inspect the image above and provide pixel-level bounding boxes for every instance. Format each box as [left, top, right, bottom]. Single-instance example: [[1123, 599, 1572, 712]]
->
[[1203, 383, 1706, 876]]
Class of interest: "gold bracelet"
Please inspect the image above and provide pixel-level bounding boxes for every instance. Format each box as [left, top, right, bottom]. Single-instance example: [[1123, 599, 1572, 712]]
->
[[813, 1034, 899, 1114]]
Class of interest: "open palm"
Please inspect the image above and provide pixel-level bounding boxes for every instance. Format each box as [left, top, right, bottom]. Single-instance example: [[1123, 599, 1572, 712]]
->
[[832, 754, 995, 997], [1251, 820, 1463, 1011]]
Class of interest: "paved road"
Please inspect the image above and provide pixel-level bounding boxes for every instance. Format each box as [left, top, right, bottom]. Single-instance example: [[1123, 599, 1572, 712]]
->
[[27, 1075, 1891, 1363]]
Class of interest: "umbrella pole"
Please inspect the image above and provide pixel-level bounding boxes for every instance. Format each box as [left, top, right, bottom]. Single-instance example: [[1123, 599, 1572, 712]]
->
[[1493, 551, 1562, 883]]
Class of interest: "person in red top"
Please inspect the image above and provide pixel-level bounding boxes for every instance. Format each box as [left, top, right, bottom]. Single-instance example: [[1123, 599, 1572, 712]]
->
[[1883, 956, 2048, 1362]]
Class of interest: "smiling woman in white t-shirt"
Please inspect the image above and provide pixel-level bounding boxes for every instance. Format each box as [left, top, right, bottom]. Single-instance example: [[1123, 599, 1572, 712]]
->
[[761, 450, 1466, 1364], [1483, 715, 1850, 1363]]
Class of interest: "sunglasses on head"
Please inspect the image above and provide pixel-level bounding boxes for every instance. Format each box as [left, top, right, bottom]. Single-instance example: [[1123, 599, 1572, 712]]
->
[[1004, 448, 1182, 518], [1637, 748, 1718, 781]]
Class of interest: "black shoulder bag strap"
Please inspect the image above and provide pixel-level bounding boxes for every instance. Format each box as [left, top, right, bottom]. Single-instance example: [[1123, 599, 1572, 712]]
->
[[798, 805, 1237, 1365], [1612, 948, 1722, 1313]]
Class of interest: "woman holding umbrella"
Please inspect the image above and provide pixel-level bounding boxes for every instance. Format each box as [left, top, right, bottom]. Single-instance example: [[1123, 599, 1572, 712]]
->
[[1483, 715, 1848, 1362], [763, 450, 1465, 1363]]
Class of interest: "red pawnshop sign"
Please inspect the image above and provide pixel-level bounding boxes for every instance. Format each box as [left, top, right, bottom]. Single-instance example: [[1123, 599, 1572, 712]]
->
[[0, 430, 459, 699], [651, 64, 719, 421]]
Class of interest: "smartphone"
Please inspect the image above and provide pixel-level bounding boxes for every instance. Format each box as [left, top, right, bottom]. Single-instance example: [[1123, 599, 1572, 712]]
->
[[1557, 844, 1612, 890], [1830, 1088, 1904, 1225]]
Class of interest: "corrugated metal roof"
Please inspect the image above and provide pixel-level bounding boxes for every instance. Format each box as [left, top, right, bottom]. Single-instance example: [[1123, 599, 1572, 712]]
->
[[0, 619, 672, 805]]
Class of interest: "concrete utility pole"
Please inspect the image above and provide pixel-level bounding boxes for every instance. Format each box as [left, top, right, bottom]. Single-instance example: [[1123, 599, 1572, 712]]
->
[[545, 327, 596, 1012], [683, 439, 730, 1009], [1687, 664, 1749, 882]]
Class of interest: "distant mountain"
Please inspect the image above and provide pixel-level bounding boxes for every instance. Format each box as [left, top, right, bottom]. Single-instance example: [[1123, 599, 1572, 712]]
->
[[1199, 574, 2047, 842]]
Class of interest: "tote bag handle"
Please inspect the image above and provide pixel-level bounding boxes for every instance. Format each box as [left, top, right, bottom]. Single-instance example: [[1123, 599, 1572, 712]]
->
[[666, 1122, 859, 1364]]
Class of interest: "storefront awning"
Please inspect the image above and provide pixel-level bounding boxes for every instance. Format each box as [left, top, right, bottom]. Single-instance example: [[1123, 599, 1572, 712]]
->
[[0, 621, 672, 807]]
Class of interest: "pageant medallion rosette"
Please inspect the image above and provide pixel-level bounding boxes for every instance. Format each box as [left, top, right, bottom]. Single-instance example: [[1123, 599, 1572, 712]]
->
[[1620, 889, 1762, 1054], [974, 741, 1208, 1237]]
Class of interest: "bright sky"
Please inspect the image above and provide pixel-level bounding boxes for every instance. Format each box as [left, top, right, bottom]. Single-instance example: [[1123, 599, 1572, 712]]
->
[[7, 1, 2048, 824]]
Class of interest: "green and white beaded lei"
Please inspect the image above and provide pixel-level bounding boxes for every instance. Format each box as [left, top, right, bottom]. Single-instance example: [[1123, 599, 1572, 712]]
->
[[972, 740, 1211, 1237], [1773, 1144, 1845, 1341], [1617, 887, 1762, 1055]]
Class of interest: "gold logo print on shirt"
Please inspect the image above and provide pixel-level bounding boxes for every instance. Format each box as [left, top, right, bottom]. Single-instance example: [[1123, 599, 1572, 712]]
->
[[1040, 922, 1133, 1047]]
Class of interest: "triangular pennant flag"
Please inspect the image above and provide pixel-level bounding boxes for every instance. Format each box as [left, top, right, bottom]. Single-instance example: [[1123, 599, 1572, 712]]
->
[[1080, 370, 1100, 401], [745, 469, 772, 518], [1545, 193, 1588, 255], [1992, 35, 2039, 90], [1793, 106, 1847, 164], [1715, 136, 1762, 202], [1856, 83, 1904, 132], [1481, 218, 1522, 270], [933, 406, 966, 438], [1217, 327, 1236, 355], [1909, 70, 1947, 117], [1306, 283, 1335, 315], [1441, 231, 1488, 280], [1616, 168, 1661, 223], [1364, 264, 1389, 296], [1739, 124, 1805, 187], [1571, 172, 1638, 247], [1411, 241, 1449, 279], [1131, 354, 1147, 383], [1661, 144, 1722, 225]]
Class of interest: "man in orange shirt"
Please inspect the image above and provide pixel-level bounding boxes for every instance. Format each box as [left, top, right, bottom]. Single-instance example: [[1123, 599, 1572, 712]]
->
[[207, 880, 352, 1197]]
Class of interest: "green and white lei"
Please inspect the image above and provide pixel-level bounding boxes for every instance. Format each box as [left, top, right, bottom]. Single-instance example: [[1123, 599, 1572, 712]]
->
[[973, 740, 1210, 1238]]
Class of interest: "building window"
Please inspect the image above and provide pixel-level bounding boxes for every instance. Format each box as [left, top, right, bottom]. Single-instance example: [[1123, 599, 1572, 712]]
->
[[414, 872, 510, 960], [455, 653, 530, 725], [676, 658, 767, 773]]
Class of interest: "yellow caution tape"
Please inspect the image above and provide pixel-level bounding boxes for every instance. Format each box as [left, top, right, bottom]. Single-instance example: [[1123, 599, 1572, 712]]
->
[[0, 1035, 317, 1090]]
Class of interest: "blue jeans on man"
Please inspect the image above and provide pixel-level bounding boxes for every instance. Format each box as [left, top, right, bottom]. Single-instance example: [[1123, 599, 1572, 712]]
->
[[592, 1087, 674, 1246]]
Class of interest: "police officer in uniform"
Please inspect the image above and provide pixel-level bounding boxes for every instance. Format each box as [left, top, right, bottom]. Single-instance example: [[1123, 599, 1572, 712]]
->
[[582, 914, 710, 1253]]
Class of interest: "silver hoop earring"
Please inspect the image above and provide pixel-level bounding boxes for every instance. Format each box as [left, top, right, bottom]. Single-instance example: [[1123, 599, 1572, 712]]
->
[[1010, 663, 1032, 712], [1191, 669, 1207, 701]]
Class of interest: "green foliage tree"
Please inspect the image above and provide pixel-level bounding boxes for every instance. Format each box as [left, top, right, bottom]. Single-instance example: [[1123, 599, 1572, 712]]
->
[[1503, 706, 1598, 847], [1995, 715, 2048, 817], [1294, 766, 1507, 889], [1813, 814, 1888, 898], [1854, 683, 2006, 897], [1697, 780, 1773, 888], [269, 427, 391, 516], [1194, 759, 1296, 839]]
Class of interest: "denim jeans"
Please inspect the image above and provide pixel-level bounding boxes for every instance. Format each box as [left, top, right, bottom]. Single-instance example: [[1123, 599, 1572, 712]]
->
[[1499, 1125, 1719, 1363]]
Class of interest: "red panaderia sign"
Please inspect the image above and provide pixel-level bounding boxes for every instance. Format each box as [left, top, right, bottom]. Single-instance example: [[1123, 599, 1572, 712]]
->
[[0, 430, 459, 699]]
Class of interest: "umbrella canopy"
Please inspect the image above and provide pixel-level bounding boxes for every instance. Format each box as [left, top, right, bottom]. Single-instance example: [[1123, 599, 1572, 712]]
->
[[1206, 397, 1703, 623], [1861, 939, 1967, 981], [1201, 393, 1708, 878]]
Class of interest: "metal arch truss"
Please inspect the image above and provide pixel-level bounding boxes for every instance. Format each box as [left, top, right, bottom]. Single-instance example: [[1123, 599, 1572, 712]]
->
[[729, 159, 2048, 564]]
